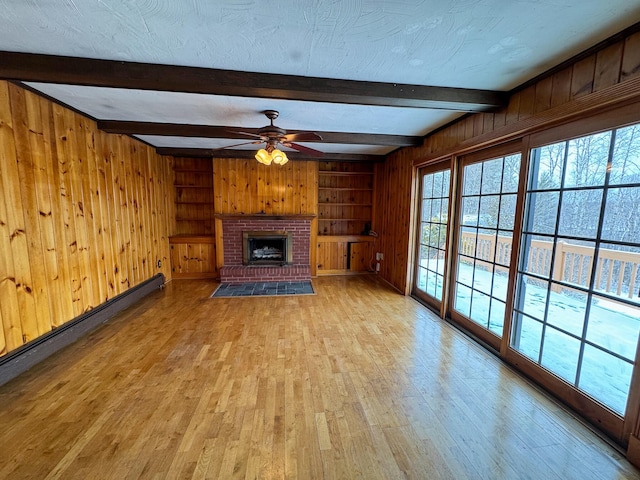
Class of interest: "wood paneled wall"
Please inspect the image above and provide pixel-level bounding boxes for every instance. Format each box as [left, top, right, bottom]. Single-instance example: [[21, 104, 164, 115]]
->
[[372, 152, 415, 293], [375, 29, 640, 294], [0, 81, 175, 357], [213, 158, 318, 216]]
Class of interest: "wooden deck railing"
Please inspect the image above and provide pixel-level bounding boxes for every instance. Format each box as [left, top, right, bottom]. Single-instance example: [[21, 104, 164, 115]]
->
[[459, 231, 640, 300]]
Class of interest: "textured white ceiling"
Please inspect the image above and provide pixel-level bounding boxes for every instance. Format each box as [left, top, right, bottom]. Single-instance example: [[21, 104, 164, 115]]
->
[[4, 0, 640, 89], [4, 0, 640, 156], [26, 83, 461, 134]]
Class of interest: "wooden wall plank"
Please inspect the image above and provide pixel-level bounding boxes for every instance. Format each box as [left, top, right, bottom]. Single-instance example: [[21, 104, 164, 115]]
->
[[594, 42, 623, 91], [534, 77, 553, 113], [621, 31, 640, 82], [19, 88, 57, 336], [0, 80, 174, 357], [373, 152, 413, 293], [571, 55, 596, 99], [26, 91, 66, 328], [5, 85, 40, 342], [40, 97, 75, 326], [517, 85, 536, 121], [52, 104, 83, 316], [146, 148, 158, 278], [96, 130, 118, 300], [78, 115, 104, 305], [0, 82, 26, 351], [550, 67, 573, 108], [106, 133, 129, 292]]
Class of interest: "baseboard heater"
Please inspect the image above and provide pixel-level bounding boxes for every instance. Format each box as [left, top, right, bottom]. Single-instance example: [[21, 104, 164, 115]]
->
[[0, 273, 165, 387]]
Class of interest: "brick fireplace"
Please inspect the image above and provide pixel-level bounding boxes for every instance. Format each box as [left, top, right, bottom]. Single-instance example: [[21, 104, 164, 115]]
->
[[219, 216, 313, 283]]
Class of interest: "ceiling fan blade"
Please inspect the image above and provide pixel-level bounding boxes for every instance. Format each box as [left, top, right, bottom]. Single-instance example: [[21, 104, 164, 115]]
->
[[283, 132, 323, 142], [283, 142, 324, 157], [227, 130, 265, 139], [215, 140, 263, 150]]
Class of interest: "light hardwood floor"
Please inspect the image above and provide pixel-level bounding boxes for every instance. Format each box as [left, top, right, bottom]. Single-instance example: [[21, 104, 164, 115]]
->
[[0, 276, 638, 479]]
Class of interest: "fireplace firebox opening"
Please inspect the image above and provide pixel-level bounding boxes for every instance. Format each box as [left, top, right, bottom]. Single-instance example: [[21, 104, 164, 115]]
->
[[243, 231, 293, 266]]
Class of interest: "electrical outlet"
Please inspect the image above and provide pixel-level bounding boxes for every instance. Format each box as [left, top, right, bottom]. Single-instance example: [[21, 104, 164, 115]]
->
[[157, 259, 162, 268], [376, 262, 380, 272], [376, 252, 384, 261]]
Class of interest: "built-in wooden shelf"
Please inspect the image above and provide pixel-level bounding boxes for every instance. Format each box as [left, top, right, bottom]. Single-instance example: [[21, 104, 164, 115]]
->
[[172, 157, 214, 237], [317, 161, 374, 236]]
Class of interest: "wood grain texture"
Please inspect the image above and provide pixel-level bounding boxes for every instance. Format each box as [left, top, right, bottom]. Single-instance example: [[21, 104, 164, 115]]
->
[[0, 80, 174, 357], [316, 235, 375, 275], [622, 31, 640, 82], [213, 157, 318, 217], [173, 157, 214, 236], [317, 161, 374, 236], [373, 151, 415, 294], [169, 236, 217, 279], [0, 276, 637, 478]]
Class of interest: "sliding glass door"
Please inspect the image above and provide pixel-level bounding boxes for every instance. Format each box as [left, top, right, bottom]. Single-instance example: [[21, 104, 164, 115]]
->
[[451, 151, 521, 347], [512, 124, 640, 416], [411, 108, 640, 441], [413, 165, 451, 310]]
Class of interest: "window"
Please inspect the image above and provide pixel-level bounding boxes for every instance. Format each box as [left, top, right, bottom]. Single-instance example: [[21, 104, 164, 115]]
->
[[415, 168, 450, 303], [512, 124, 640, 414], [454, 154, 521, 337]]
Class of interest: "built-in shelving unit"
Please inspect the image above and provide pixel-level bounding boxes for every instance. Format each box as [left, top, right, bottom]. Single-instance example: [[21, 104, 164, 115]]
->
[[170, 158, 217, 279], [318, 161, 374, 236], [317, 161, 376, 275], [173, 158, 214, 236]]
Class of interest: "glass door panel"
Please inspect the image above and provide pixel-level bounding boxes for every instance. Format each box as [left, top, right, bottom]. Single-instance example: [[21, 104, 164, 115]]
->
[[512, 124, 640, 415], [453, 154, 522, 338], [414, 167, 450, 307]]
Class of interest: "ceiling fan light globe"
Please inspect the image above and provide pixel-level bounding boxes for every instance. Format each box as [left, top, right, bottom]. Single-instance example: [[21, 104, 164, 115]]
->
[[255, 148, 271, 165], [271, 149, 287, 165]]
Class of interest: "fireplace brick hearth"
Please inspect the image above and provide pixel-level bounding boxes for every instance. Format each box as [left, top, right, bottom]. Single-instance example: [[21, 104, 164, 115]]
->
[[219, 216, 312, 283]]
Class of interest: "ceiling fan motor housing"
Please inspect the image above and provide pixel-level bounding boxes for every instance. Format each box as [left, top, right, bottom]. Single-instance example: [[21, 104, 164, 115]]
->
[[258, 110, 287, 142]]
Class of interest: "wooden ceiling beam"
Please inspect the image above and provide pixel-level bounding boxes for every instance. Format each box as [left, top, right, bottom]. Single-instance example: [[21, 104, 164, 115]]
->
[[97, 120, 422, 146], [156, 147, 385, 162], [1, 51, 506, 111]]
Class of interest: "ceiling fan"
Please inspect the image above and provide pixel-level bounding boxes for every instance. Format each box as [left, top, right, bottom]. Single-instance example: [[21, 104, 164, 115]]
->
[[223, 110, 324, 164]]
